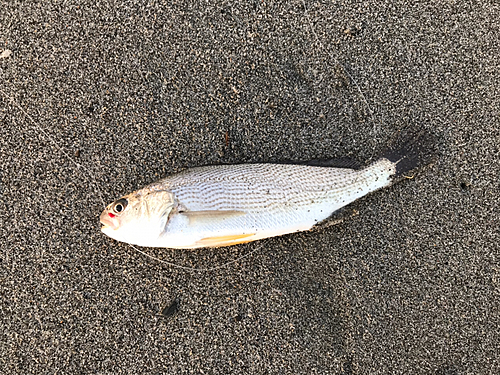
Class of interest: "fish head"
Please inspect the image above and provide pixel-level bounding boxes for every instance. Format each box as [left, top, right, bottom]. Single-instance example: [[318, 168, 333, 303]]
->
[[100, 189, 175, 246]]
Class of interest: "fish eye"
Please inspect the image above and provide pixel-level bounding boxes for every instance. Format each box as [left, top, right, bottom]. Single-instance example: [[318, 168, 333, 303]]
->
[[112, 198, 128, 214]]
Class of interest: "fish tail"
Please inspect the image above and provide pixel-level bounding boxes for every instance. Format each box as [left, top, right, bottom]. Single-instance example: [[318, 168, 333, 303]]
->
[[381, 129, 438, 178]]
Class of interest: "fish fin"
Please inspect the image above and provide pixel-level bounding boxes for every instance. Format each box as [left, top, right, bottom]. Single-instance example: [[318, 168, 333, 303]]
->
[[313, 207, 359, 231], [195, 233, 256, 247], [180, 210, 246, 225], [382, 129, 438, 178], [301, 157, 363, 169], [278, 157, 363, 169]]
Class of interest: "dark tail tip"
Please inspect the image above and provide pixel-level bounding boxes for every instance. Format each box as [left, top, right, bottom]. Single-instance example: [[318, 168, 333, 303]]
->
[[382, 129, 438, 178]]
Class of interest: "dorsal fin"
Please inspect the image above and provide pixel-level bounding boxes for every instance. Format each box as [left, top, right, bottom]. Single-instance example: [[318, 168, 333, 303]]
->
[[277, 157, 363, 169]]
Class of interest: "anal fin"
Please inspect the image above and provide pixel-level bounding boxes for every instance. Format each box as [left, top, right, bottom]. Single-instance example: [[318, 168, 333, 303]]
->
[[312, 207, 359, 231]]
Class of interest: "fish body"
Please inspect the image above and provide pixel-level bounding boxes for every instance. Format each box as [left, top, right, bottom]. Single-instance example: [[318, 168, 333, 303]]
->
[[100, 132, 434, 249]]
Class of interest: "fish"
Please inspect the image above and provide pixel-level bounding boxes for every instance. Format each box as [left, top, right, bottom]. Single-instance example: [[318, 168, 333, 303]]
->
[[100, 131, 435, 249]]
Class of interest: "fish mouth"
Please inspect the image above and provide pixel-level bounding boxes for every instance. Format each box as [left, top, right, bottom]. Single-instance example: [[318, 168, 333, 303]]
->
[[100, 210, 118, 231]]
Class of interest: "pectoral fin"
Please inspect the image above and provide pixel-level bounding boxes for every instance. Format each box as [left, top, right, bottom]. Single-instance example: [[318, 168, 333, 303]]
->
[[180, 210, 246, 225], [195, 233, 256, 247]]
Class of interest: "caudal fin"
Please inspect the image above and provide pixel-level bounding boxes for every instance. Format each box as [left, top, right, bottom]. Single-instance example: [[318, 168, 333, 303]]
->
[[382, 130, 437, 178]]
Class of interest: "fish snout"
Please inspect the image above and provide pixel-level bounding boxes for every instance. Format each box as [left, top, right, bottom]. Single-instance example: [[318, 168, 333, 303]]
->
[[100, 210, 119, 231]]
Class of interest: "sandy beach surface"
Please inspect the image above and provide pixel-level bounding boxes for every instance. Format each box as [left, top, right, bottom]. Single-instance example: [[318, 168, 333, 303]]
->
[[1, 1, 498, 373]]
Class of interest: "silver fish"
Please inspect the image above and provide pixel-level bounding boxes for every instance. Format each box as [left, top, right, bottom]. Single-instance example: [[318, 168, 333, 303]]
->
[[100, 132, 434, 248]]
